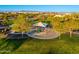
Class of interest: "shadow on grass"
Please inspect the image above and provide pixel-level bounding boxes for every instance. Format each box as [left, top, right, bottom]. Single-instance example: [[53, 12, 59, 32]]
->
[[0, 38, 29, 53]]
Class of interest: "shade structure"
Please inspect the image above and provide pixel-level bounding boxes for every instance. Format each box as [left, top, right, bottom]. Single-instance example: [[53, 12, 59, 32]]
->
[[7, 32, 28, 39], [33, 22, 47, 27]]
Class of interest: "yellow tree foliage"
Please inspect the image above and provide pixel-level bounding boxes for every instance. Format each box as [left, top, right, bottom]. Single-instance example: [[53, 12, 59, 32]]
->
[[11, 14, 30, 32]]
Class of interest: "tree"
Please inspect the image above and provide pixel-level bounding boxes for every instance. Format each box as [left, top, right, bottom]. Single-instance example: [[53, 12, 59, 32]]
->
[[11, 14, 30, 32]]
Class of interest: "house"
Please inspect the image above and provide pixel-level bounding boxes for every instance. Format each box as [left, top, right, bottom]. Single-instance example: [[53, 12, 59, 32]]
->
[[0, 25, 9, 32], [72, 30, 79, 35], [54, 14, 65, 17], [0, 17, 4, 22]]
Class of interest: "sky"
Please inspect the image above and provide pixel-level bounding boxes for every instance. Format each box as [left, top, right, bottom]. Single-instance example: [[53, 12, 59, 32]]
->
[[0, 5, 79, 12]]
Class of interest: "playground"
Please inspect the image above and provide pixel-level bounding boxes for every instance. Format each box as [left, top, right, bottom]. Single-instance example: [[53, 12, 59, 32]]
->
[[27, 22, 60, 39]]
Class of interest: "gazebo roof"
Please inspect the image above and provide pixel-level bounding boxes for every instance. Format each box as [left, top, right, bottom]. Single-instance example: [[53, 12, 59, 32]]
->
[[33, 22, 47, 27]]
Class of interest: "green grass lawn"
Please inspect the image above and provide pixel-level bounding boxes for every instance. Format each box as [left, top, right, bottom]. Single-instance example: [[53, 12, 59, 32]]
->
[[0, 33, 79, 54]]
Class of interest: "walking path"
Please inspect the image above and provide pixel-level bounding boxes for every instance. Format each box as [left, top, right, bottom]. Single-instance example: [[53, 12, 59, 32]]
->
[[27, 29, 60, 39]]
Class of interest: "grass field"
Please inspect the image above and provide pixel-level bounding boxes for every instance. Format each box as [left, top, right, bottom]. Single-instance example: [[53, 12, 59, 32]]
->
[[0, 33, 79, 54]]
